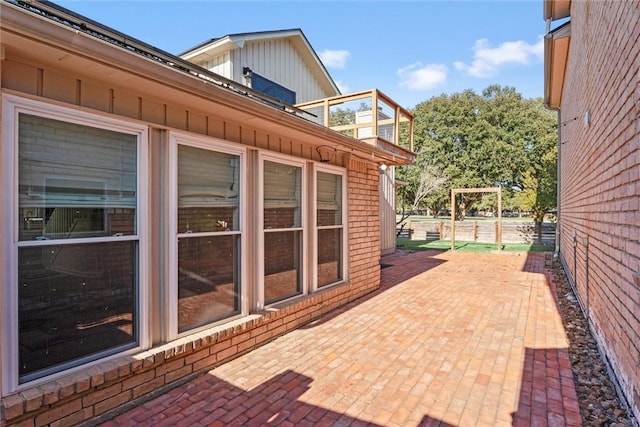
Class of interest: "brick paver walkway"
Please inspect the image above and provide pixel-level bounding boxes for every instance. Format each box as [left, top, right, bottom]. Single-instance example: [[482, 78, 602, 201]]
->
[[101, 250, 582, 427]]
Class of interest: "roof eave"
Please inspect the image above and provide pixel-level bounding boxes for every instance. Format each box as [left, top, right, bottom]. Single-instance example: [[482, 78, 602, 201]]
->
[[543, 0, 571, 21], [1, 2, 409, 165], [544, 22, 571, 110]]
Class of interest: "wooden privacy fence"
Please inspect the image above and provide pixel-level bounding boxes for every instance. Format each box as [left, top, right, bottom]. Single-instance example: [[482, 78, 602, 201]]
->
[[399, 220, 556, 246]]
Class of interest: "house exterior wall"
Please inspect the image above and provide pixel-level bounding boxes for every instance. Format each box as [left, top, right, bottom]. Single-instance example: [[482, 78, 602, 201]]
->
[[555, 0, 640, 418], [228, 38, 332, 103], [200, 52, 232, 79], [380, 167, 396, 256], [0, 12, 385, 426]]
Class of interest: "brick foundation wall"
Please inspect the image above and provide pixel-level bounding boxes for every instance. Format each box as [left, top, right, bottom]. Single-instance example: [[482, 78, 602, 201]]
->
[[556, 0, 640, 418]]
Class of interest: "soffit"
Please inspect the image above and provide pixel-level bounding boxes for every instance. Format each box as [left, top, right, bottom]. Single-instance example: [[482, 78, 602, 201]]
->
[[544, 0, 571, 21], [544, 22, 571, 110]]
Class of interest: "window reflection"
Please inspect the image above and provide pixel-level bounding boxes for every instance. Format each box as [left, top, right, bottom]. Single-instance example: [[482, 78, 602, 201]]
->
[[178, 235, 240, 332], [178, 145, 239, 234], [264, 230, 302, 304], [18, 241, 137, 381], [18, 114, 137, 241], [317, 171, 344, 287], [318, 228, 343, 287], [176, 144, 242, 332]]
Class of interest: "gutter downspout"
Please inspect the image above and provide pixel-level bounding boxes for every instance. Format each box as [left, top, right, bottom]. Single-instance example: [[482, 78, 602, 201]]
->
[[544, 17, 561, 259], [555, 110, 561, 259]]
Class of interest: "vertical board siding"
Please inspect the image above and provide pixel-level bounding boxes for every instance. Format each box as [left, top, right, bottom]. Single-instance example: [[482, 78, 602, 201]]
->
[[229, 38, 329, 103], [557, 0, 640, 418], [380, 168, 396, 255], [203, 53, 232, 79]]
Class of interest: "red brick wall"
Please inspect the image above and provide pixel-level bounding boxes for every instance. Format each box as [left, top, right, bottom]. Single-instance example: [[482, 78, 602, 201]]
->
[[347, 158, 381, 299], [556, 0, 640, 418]]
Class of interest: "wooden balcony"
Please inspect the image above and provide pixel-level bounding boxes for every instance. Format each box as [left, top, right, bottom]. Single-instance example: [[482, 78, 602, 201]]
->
[[296, 89, 414, 165]]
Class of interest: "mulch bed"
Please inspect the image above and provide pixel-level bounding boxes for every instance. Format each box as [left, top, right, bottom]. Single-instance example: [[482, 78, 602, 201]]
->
[[551, 258, 635, 426]]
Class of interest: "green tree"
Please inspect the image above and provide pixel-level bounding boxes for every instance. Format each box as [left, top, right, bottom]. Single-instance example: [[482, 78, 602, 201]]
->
[[517, 98, 558, 239], [408, 85, 557, 222]]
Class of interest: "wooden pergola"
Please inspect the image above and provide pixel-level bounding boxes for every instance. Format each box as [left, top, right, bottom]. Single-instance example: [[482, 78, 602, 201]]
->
[[450, 187, 502, 251]]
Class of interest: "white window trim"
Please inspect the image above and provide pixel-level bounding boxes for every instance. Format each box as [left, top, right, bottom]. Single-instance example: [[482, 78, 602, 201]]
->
[[258, 152, 307, 310], [167, 132, 247, 340], [1, 94, 150, 394], [312, 163, 348, 291]]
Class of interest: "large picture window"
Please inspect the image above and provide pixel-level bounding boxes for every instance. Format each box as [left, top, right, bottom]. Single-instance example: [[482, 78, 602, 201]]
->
[[173, 139, 244, 334], [5, 103, 147, 387], [316, 170, 345, 287], [262, 159, 304, 304]]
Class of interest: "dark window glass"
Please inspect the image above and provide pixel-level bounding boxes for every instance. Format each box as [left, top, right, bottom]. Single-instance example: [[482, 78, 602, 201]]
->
[[18, 241, 137, 381], [317, 228, 343, 287], [264, 230, 302, 304], [178, 235, 240, 332]]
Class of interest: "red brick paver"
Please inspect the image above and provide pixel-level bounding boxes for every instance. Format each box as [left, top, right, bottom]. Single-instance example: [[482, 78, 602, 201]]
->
[[102, 251, 581, 427]]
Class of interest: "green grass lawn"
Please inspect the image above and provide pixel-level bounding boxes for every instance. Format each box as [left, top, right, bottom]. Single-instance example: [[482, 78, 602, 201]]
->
[[396, 238, 550, 253], [396, 215, 547, 223]]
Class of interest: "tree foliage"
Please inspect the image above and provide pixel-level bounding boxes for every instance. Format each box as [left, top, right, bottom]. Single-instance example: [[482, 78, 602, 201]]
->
[[402, 85, 557, 225]]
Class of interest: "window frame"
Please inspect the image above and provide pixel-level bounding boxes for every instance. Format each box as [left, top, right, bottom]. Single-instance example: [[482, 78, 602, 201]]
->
[[258, 153, 307, 309], [312, 163, 348, 291], [1, 94, 150, 394], [167, 132, 247, 340]]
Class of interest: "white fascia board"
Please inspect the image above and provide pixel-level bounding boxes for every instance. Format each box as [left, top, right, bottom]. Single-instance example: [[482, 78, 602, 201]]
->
[[180, 37, 240, 62]]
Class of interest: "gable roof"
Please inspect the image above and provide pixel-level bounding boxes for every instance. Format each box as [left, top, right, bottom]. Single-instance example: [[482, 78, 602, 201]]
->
[[179, 28, 341, 97]]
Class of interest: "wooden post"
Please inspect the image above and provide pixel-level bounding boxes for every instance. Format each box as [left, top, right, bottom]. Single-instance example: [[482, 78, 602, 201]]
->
[[450, 190, 455, 250], [450, 187, 502, 251], [497, 187, 502, 251]]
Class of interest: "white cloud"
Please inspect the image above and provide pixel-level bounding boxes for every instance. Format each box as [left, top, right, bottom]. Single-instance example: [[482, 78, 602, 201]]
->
[[397, 62, 448, 91], [335, 80, 349, 94], [455, 37, 544, 78], [319, 49, 350, 69]]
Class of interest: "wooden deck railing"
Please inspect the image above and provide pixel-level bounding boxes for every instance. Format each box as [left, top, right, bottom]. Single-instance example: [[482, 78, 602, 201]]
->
[[296, 89, 414, 152]]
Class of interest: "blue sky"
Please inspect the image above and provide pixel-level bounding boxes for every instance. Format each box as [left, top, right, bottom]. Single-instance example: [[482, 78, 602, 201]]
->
[[55, 0, 547, 109]]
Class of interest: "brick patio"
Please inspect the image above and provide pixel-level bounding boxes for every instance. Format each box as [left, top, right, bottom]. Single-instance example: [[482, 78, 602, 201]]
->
[[98, 250, 582, 427]]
